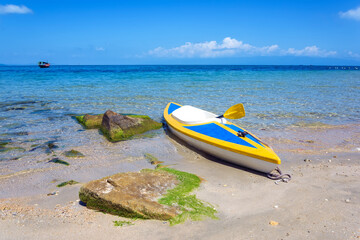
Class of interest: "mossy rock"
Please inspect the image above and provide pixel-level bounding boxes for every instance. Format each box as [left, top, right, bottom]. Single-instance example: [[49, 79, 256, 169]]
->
[[63, 149, 85, 158], [76, 114, 104, 129], [100, 110, 162, 142], [79, 170, 179, 220], [79, 167, 217, 224], [101, 119, 162, 142]]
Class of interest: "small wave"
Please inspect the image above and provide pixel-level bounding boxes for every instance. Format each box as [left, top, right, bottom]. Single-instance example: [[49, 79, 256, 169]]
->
[[291, 121, 336, 128]]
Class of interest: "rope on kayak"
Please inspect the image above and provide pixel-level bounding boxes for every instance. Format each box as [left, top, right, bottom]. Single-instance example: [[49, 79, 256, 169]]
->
[[267, 167, 291, 183]]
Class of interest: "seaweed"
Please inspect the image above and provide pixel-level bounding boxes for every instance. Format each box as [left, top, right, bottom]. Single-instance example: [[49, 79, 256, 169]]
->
[[113, 220, 134, 227], [57, 180, 79, 187], [144, 153, 164, 165], [158, 168, 218, 225], [49, 158, 70, 166]]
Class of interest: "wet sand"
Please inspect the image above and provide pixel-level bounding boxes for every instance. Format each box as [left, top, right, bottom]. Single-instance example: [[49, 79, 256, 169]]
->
[[1, 124, 360, 239]]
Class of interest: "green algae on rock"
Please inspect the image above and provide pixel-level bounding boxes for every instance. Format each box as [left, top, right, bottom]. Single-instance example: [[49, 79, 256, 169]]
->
[[79, 167, 217, 225], [0, 146, 26, 153], [100, 110, 162, 142], [158, 168, 218, 225], [0, 139, 10, 146], [76, 114, 104, 129], [79, 170, 179, 220], [63, 149, 85, 158], [57, 180, 79, 187], [75, 110, 162, 142]]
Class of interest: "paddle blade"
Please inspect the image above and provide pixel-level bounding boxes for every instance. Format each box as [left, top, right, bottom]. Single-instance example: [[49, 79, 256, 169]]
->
[[223, 103, 245, 119]]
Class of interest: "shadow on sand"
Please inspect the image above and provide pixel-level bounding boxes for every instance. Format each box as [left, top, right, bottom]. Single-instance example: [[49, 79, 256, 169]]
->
[[161, 122, 267, 179]]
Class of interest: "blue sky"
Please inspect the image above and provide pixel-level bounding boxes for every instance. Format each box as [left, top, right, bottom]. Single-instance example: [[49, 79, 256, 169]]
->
[[1, 0, 360, 65]]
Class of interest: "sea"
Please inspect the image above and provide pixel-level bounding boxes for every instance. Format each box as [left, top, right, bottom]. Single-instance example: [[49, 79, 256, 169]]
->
[[0, 65, 359, 164]]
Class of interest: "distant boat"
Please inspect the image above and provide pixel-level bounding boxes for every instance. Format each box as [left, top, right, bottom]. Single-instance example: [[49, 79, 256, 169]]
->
[[38, 61, 50, 68]]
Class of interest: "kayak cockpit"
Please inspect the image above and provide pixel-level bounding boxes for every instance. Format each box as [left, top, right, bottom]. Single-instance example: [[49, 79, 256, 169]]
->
[[172, 105, 227, 125]]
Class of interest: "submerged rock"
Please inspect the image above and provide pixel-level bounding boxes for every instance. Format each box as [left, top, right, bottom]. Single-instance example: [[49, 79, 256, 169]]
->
[[79, 170, 179, 220], [100, 110, 162, 142], [76, 114, 104, 129], [0, 139, 10, 148], [63, 149, 84, 158], [47, 141, 59, 150], [49, 158, 70, 166], [75, 110, 162, 142]]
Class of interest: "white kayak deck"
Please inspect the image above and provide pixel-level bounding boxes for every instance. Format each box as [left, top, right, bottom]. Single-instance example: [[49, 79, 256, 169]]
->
[[171, 105, 227, 125]]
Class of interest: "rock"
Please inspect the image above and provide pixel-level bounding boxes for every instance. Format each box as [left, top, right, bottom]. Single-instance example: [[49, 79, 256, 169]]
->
[[63, 149, 84, 158], [100, 110, 162, 142], [79, 170, 179, 220], [345, 199, 350, 203], [76, 110, 162, 142], [76, 114, 104, 129], [304, 158, 311, 162], [48, 158, 70, 166]]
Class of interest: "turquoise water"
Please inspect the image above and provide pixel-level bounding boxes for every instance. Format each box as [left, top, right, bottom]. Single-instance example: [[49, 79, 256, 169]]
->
[[0, 65, 359, 160]]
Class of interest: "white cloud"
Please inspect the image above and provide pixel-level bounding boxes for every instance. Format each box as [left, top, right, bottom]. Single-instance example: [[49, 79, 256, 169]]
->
[[148, 37, 335, 58], [283, 46, 337, 57], [339, 6, 360, 21], [149, 37, 279, 58], [0, 4, 32, 14], [95, 47, 105, 51], [348, 51, 360, 58]]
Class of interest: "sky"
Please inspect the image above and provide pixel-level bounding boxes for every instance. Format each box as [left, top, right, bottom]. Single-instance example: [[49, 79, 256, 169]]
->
[[0, 0, 360, 65]]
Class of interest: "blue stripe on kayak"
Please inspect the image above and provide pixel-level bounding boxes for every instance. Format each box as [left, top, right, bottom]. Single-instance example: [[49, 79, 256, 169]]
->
[[185, 123, 256, 148], [168, 103, 181, 115], [225, 124, 265, 147]]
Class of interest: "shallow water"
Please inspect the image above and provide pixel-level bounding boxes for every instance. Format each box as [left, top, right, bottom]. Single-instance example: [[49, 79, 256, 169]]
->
[[0, 65, 359, 163]]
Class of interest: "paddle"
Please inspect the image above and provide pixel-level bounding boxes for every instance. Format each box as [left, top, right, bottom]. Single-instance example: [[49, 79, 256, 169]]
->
[[217, 103, 245, 119]]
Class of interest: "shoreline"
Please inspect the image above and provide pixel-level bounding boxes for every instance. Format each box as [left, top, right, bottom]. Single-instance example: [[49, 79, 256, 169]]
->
[[0, 122, 359, 239]]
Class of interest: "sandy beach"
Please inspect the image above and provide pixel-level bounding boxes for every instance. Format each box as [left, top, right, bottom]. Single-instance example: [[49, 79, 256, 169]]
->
[[1, 123, 359, 240], [1, 0, 360, 238]]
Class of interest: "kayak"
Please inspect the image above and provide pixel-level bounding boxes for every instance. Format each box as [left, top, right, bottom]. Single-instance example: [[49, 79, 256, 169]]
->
[[163, 102, 281, 173]]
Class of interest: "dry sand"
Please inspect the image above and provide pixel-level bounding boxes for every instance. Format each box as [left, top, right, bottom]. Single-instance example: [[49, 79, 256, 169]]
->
[[0, 124, 359, 240]]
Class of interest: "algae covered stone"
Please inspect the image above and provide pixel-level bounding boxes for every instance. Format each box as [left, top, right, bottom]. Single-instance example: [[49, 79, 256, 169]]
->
[[63, 149, 85, 158], [75, 110, 162, 142], [100, 110, 162, 142], [76, 114, 104, 129], [79, 170, 179, 220], [79, 167, 217, 224]]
